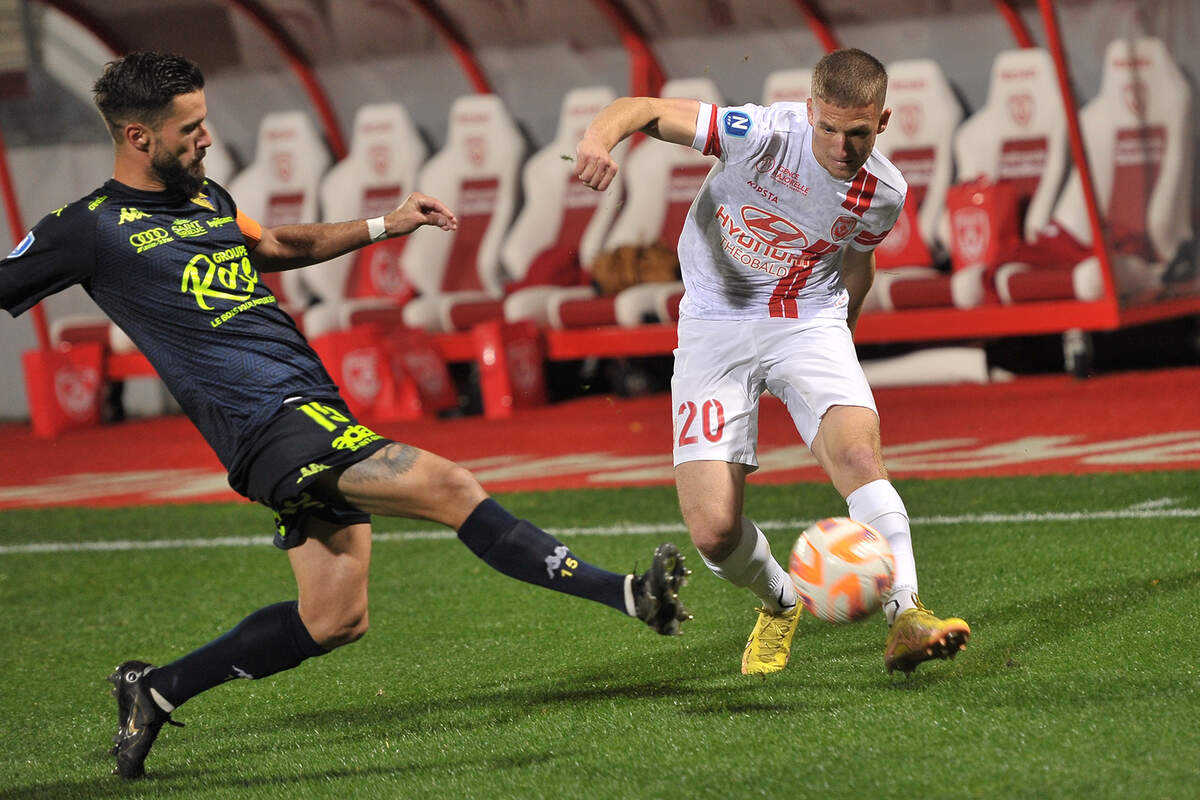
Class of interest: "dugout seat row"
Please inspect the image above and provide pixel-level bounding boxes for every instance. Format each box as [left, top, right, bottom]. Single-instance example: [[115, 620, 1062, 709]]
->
[[41, 38, 1193, 424], [95, 37, 1193, 353], [867, 37, 1194, 311]]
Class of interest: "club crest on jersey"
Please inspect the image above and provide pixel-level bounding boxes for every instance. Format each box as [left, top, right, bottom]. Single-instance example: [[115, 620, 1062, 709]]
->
[[830, 215, 858, 241], [723, 110, 752, 137], [190, 193, 215, 212], [6, 231, 34, 258]]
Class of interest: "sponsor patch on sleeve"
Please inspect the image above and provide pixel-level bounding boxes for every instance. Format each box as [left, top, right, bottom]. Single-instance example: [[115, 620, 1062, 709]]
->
[[722, 110, 752, 138], [6, 231, 34, 259]]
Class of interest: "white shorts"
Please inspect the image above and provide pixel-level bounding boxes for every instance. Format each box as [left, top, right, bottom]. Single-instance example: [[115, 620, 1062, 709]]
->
[[671, 316, 877, 469]]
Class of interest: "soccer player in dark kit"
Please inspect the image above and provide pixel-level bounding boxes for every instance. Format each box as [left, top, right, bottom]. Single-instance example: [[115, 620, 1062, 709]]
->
[[0, 52, 691, 780]]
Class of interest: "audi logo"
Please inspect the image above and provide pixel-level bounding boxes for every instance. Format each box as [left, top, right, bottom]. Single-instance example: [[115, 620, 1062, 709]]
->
[[128, 228, 170, 248]]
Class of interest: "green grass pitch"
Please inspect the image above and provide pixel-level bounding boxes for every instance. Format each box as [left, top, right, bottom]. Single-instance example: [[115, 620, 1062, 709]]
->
[[0, 471, 1197, 799]]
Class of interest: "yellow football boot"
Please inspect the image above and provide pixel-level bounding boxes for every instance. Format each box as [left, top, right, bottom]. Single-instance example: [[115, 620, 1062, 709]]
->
[[884, 595, 970, 675], [741, 604, 801, 676]]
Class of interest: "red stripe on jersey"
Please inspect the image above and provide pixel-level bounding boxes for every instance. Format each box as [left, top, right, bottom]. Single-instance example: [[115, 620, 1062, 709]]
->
[[841, 170, 878, 218], [854, 229, 888, 246], [767, 257, 816, 318], [702, 105, 722, 158]]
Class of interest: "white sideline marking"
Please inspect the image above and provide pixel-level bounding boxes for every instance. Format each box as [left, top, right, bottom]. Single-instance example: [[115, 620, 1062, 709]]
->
[[0, 504, 1197, 556]]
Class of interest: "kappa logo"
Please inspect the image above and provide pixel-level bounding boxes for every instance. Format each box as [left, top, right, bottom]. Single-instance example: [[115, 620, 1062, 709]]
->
[[118, 208, 150, 225], [740, 205, 809, 249], [129, 227, 173, 254], [723, 110, 752, 137], [296, 463, 331, 483]]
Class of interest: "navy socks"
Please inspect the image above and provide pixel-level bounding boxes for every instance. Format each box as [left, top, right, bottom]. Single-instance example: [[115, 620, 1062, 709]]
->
[[145, 600, 327, 709], [143, 500, 628, 711], [457, 498, 628, 613]]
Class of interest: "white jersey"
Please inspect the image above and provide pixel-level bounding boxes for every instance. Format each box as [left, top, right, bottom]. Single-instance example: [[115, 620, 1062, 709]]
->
[[677, 102, 907, 321]]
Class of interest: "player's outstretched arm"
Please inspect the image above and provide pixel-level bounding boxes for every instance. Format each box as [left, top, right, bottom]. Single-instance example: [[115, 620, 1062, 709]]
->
[[249, 191, 458, 273], [576, 97, 700, 191]]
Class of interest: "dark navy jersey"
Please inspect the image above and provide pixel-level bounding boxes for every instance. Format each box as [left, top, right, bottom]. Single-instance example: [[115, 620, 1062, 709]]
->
[[0, 178, 340, 473]]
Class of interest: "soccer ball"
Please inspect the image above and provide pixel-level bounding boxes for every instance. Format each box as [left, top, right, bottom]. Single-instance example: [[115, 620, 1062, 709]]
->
[[789, 517, 895, 624]]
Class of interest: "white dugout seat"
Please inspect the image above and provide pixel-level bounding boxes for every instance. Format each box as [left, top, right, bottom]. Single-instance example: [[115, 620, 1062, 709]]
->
[[1000, 37, 1194, 304], [303, 102, 428, 339], [227, 110, 331, 317], [552, 77, 721, 329], [399, 94, 525, 332], [501, 86, 628, 327], [863, 58, 963, 312], [948, 47, 1070, 307], [762, 68, 812, 106]]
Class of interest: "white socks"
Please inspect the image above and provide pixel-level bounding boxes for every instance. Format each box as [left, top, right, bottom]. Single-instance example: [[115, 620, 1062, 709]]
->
[[702, 516, 797, 613], [847, 479, 918, 624]]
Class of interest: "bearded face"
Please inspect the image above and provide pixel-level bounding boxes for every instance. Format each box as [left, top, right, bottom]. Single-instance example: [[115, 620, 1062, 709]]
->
[[150, 142, 206, 199], [141, 89, 211, 198]]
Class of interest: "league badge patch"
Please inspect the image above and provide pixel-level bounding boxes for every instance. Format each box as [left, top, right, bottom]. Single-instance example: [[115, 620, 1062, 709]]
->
[[6, 231, 34, 259], [723, 110, 752, 137]]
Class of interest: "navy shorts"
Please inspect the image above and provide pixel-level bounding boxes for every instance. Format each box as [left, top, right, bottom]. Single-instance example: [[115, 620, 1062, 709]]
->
[[232, 397, 392, 550]]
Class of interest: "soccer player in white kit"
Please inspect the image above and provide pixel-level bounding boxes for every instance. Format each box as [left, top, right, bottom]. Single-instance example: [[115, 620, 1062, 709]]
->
[[575, 49, 970, 675]]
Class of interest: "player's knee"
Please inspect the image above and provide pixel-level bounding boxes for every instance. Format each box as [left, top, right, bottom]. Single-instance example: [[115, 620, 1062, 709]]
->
[[312, 607, 369, 649], [685, 510, 742, 562], [436, 462, 488, 510], [833, 439, 884, 480]]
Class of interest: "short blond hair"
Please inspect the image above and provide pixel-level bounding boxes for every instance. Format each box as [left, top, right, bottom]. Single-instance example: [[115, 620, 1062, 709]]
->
[[811, 48, 888, 109]]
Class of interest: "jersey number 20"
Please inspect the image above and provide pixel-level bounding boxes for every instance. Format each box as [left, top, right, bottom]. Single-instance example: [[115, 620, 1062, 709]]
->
[[677, 399, 725, 445]]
